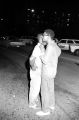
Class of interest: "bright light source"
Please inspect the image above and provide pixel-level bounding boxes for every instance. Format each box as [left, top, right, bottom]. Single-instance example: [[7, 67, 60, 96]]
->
[[27, 8, 30, 11], [31, 9, 35, 13], [67, 24, 69, 26], [1, 18, 3, 21]]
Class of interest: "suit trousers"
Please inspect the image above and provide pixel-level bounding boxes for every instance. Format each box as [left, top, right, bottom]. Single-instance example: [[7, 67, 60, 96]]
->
[[41, 73, 55, 111]]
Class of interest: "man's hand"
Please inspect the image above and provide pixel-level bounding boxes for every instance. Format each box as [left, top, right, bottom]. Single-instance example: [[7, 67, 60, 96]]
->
[[40, 55, 46, 65], [31, 64, 38, 71]]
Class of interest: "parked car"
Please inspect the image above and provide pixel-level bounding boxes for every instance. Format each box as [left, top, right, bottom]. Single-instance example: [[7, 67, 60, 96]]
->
[[58, 39, 79, 55], [19, 36, 38, 45], [9, 41, 26, 47], [19, 36, 33, 45]]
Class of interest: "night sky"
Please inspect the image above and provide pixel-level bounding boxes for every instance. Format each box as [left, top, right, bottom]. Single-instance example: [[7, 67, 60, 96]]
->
[[2, 1, 79, 17], [1, 0, 79, 37]]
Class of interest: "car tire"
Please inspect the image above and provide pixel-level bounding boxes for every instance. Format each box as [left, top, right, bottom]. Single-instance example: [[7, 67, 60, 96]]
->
[[74, 49, 79, 56]]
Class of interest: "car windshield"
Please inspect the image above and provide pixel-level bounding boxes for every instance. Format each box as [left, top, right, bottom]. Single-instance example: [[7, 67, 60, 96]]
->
[[59, 40, 67, 43]]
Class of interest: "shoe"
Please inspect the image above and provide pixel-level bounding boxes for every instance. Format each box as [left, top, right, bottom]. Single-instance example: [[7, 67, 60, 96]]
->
[[36, 110, 50, 116], [29, 98, 39, 108]]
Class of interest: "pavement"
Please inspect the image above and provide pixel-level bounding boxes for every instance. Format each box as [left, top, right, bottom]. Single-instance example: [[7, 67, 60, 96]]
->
[[0, 46, 79, 120], [60, 51, 79, 64], [3, 46, 79, 67]]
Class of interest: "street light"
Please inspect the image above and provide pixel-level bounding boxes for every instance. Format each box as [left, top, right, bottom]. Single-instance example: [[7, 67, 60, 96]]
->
[[31, 9, 35, 13]]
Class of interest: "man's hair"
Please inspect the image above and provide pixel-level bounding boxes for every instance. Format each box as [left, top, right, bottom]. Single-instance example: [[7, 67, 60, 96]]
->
[[44, 29, 55, 38]]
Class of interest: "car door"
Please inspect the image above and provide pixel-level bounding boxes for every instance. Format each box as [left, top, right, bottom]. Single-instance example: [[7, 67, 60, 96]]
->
[[58, 39, 69, 50], [67, 40, 74, 49]]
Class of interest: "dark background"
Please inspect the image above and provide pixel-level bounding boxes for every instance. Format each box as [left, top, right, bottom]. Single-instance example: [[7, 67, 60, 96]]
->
[[1, 0, 79, 39]]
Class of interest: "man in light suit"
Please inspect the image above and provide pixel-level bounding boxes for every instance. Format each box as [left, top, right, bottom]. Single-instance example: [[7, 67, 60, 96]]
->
[[36, 29, 61, 116]]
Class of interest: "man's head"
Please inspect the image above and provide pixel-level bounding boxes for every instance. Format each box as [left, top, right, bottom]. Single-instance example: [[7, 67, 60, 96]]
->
[[44, 29, 55, 38], [37, 33, 43, 44], [37, 33, 47, 46], [43, 29, 55, 44]]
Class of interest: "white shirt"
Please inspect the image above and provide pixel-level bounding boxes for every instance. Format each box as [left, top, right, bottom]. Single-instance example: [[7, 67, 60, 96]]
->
[[30, 43, 45, 70]]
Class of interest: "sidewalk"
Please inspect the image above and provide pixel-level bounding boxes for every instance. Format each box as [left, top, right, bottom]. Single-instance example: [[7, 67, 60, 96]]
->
[[1, 46, 79, 71], [8, 46, 79, 64], [60, 52, 79, 64], [0, 47, 28, 71], [0, 47, 79, 120]]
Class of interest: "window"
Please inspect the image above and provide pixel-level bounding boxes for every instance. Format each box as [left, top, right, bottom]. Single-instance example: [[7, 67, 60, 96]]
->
[[60, 40, 67, 43], [75, 41, 79, 44], [67, 40, 73, 43]]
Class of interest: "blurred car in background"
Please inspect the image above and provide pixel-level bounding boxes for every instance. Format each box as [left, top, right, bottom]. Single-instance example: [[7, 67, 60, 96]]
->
[[19, 36, 34, 45], [9, 36, 38, 47], [58, 39, 79, 55], [9, 41, 25, 47], [0, 35, 38, 48], [58, 39, 70, 50]]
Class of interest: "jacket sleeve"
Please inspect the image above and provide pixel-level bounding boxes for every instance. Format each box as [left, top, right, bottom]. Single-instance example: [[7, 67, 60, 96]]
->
[[41, 44, 61, 65], [30, 45, 38, 61]]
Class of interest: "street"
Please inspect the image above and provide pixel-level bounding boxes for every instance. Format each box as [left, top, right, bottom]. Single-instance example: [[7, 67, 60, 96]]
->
[[0, 46, 79, 120]]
